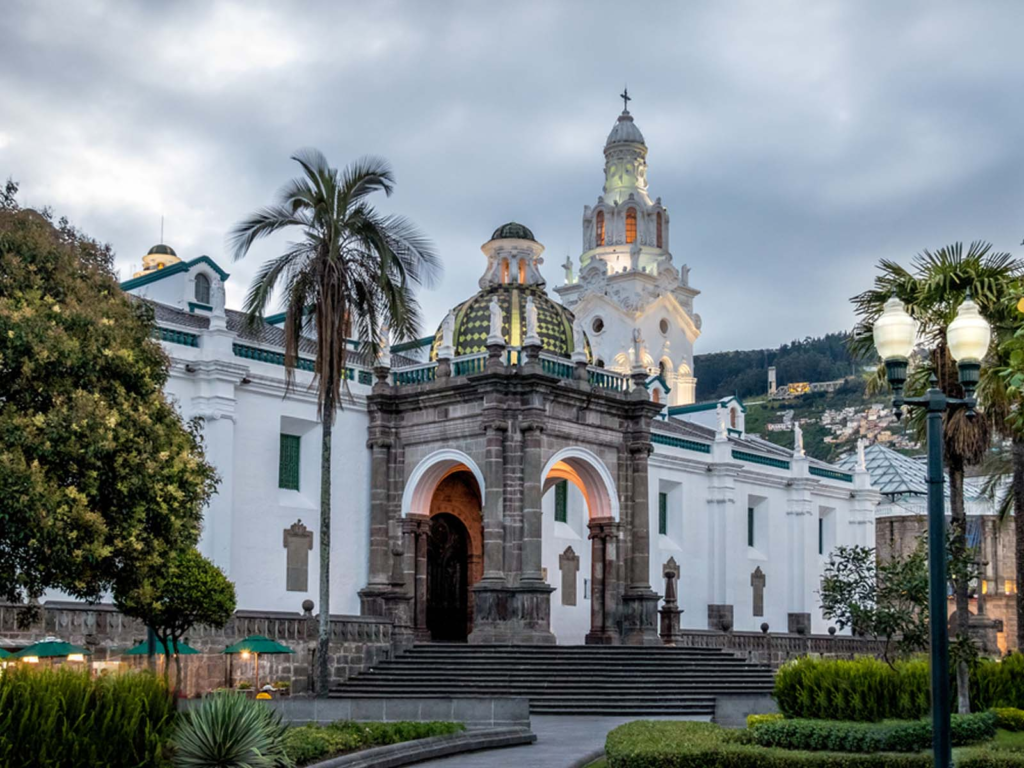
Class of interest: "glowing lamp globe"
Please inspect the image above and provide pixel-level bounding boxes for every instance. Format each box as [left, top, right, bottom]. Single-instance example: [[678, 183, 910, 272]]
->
[[873, 297, 918, 362], [947, 297, 990, 364]]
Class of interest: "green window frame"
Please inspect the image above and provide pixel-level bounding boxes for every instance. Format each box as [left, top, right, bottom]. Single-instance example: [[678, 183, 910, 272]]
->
[[819, 517, 824, 555], [747, 507, 755, 547], [279, 434, 301, 491], [554, 480, 568, 523], [658, 492, 668, 536]]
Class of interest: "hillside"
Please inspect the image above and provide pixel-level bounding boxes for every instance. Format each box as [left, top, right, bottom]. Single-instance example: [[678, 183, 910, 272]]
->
[[693, 333, 919, 462], [694, 332, 869, 401], [743, 378, 920, 463]]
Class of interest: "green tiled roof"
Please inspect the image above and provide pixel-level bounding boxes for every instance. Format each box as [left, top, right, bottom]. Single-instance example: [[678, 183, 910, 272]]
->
[[431, 284, 587, 360], [490, 222, 535, 242]]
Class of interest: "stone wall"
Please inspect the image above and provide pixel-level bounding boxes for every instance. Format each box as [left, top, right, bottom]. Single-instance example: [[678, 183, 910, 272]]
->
[[674, 629, 888, 669], [0, 602, 393, 697]]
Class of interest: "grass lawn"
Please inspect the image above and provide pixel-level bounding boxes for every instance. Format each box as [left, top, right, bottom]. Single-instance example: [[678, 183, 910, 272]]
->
[[992, 729, 1024, 751]]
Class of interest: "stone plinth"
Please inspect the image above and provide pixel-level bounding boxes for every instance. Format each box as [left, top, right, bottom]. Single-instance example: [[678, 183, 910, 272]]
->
[[468, 582, 556, 645]]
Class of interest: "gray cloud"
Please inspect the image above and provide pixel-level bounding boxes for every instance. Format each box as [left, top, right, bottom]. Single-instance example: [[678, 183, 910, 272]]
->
[[2, 0, 1022, 353]]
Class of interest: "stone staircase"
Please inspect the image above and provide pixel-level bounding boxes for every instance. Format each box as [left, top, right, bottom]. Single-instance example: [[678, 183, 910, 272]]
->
[[330, 643, 775, 716]]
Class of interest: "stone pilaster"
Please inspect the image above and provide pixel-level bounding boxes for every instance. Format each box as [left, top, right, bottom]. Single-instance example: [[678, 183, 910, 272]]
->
[[399, 514, 431, 643], [622, 440, 660, 645], [706, 461, 740, 630], [520, 415, 545, 584], [586, 517, 621, 645], [481, 420, 506, 582], [786, 469, 816, 631]]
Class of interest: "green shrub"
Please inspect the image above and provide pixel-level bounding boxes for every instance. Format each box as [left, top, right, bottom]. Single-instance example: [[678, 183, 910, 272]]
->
[[0, 665, 174, 768], [752, 713, 995, 753], [172, 693, 292, 768], [281, 721, 464, 765], [956, 749, 1024, 767], [977, 657, 1024, 710], [604, 720, 934, 768], [993, 709, 1024, 732], [774, 656, 932, 722], [747, 713, 784, 729]]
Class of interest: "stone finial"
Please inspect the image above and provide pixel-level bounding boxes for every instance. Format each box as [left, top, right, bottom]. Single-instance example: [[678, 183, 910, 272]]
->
[[524, 296, 541, 348], [571, 317, 588, 364], [793, 422, 805, 458], [438, 311, 455, 360], [715, 404, 728, 442], [302, 599, 315, 616], [486, 297, 504, 346], [562, 254, 574, 284], [856, 438, 867, 471], [378, 326, 392, 369]]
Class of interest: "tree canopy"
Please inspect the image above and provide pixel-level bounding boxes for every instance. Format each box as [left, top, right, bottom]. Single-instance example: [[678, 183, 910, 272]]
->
[[0, 192, 218, 608]]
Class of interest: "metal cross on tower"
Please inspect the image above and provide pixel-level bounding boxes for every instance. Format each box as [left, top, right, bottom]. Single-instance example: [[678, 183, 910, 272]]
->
[[620, 86, 631, 112]]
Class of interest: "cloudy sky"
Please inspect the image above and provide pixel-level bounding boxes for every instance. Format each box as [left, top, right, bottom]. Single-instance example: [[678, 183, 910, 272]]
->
[[2, 1, 1022, 353]]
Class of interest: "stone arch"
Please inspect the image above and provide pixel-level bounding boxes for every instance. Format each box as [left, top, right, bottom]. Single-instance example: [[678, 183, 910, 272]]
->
[[541, 447, 620, 521], [402, 449, 486, 518]]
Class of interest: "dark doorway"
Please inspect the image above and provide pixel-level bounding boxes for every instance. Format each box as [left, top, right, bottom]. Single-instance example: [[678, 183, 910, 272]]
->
[[427, 513, 469, 642]]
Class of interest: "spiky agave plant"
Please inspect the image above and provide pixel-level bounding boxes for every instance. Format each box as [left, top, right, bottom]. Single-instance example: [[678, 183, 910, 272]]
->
[[171, 693, 292, 768]]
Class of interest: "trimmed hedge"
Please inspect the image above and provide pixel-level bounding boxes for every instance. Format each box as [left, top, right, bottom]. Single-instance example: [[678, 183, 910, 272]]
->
[[604, 721, 934, 768], [993, 708, 1024, 732], [746, 713, 784, 729], [957, 751, 1024, 768], [775, 655, 1024, 722], [751, 713, 996, 753], [283, 721, 464, 765], [0, 666, 174, 768]]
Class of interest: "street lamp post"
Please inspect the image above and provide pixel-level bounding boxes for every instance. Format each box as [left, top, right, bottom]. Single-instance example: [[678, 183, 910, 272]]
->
[[873, 293, 991, 768]]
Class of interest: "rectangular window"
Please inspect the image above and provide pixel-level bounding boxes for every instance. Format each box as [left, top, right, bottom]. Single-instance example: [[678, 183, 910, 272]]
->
[[819, 517, 824, 555], [278, 434, 301, 491], [658, 492, 668, 536], [554, 480, 568, 523], [747, 507, 755, 547]]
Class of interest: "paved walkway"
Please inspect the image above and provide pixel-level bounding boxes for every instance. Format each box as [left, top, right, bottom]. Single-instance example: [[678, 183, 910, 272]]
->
[[415, 715, 702, 768]]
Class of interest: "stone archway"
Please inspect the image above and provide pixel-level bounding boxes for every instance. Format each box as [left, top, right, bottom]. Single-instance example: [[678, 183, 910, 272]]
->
[[428, 471, 483, 639], [541, 448, 622, 644]]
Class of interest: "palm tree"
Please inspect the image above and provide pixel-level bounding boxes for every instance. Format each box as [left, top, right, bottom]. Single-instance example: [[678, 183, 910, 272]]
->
[[851, 241, 1022, 712], [981, 283, 1024, 652], [229, 150, 441, 695]]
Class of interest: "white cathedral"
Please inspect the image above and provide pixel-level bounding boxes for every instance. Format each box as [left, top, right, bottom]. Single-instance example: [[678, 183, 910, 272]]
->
[[119, 102, 878, 644]]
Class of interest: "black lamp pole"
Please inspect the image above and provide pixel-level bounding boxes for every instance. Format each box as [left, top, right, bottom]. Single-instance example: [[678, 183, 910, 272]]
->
[[887, 361, 979, 768]]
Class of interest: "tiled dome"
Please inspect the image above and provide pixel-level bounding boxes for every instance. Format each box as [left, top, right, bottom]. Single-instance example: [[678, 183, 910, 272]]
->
[[431, 284, 588, 360], [490, 222, 536, 242]]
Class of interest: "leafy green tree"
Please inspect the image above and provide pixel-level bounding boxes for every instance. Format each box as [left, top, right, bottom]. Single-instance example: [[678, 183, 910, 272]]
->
[[0, 194, 218, 614], [819, 545, 930, 665], [117, 548, 236, 698], [229, 150, 441, 695], [851, 241, 1022, 711]]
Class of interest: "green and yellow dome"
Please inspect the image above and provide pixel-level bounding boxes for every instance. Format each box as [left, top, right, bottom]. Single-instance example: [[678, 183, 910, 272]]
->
[[431, 283, 588, 360]]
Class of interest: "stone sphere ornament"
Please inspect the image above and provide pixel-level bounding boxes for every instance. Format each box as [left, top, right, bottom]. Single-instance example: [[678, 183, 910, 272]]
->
[[760, 622, 769, 634]]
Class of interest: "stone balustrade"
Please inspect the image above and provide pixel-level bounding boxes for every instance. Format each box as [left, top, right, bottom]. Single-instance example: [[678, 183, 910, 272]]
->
[[674, 628, 888, 668]]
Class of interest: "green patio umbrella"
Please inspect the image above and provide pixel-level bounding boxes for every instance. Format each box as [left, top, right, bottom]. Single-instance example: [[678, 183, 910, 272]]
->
[[0, 647, 11, 660], [12, 637, 91, 663], [223, 635, 293, 690], [122, 638, 200, 656]]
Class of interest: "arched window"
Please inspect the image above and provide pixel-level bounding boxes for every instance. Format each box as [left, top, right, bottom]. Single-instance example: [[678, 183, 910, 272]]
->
[[595, 210, 605, 247], [501, 259, 510, 284], [625, 208, 637, 244], [194, 273, 211, 305], [656, 212, 663, 249], [518, 259, 527, 284]]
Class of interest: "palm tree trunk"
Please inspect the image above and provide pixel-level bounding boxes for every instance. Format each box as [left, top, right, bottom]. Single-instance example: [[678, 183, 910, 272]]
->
[[1014, 434, 1024, 652], [949, 459, 972, 713], [173, 640, 183, 709], [316, 387, 334, 698]]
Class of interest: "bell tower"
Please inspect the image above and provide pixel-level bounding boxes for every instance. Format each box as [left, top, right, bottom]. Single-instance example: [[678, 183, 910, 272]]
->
[[555, 95, 700, 406]]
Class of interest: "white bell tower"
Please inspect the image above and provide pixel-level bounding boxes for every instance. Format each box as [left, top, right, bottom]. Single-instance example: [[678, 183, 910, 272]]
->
[[555, 92, 700, 406]]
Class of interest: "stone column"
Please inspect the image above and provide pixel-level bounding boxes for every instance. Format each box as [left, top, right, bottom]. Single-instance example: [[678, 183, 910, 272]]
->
[[367, 437, 392, 587], [481, 422, 506, 581], [401, 514, 430, 642], [622, 441, 660, 645], [587, 517, 620, 644], [520, 419, 544, 583], [706, 461, 739, 631]]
